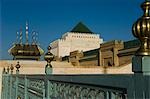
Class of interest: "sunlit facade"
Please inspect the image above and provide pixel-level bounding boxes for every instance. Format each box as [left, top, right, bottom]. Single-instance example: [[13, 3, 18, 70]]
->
[[50, 22, 103, 57]]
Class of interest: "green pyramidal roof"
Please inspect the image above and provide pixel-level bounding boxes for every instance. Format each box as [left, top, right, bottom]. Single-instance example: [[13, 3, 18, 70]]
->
[[71, 22, 93, 34]]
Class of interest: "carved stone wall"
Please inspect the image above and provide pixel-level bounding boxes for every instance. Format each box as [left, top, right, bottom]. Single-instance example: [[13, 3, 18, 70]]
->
[[100, 40, 124, 67]]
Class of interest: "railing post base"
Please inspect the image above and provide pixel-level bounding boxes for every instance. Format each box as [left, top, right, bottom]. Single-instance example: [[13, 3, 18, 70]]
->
[[132, 56, 150, 75], [132, 56, 150, 99]]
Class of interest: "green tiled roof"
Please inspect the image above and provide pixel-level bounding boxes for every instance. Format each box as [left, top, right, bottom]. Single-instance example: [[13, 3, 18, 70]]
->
[[79, 57, 98, 62], [71, 22, 93, 33], [124, 39, 140, 49], [79, 48, 99, 62], [83, 48, 99, 56]]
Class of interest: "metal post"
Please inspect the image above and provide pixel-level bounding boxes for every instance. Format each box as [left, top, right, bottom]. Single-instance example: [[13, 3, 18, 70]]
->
[[15, 62, 21, 74], [131, 0, 150, 99], [44, 46, 54, 74], [15, 62, 20, 99], [9, 64, 14, 99], [15, 74, 19, 99], [110, 92, 116, 99], [46, 80, 50, 99], [105, 91, 110, 99], [6, 67, 10, 99], [45, 63, 53, 74], [4, 73, 8, 99], [9, 73, 12, 99], [2, 68, 6, 99], [4, 74, 7, 99], [43, 81, 46, 99], [24, 76, 28, 99], [132, 56, 150, 99]]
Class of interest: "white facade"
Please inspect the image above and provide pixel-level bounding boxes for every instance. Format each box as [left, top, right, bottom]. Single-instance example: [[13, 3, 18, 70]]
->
[[50, 32, 103, 57]]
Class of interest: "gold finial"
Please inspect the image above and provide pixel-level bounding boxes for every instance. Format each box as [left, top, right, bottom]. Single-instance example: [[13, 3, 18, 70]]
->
[[142, 0, 150, 17], [132, 0, 150, 56]]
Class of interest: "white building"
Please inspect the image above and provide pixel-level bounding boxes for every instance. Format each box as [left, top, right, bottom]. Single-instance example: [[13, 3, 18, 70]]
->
[[50, 22, 103, 57]]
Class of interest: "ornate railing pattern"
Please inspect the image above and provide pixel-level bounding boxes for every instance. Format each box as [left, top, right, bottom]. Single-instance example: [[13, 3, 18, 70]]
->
[[46, 81, 125, 99], [2, 74, 130, 99]]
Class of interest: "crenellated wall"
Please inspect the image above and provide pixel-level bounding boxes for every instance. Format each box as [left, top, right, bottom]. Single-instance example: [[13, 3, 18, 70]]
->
[[50, 32, 103, 57]]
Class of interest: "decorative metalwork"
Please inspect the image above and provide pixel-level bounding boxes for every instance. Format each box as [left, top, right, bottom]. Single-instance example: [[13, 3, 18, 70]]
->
[[16, 32, 19, 44], [47, 81, 125, 99], [2, 67, 6, 74], [10, 64, 14, 74], [28, 79, 44, 92], [35, 32, 39, 45], [44, 46, 54, 74], [8, 22, 44, 61], [3, 72, 150, 99], [132, 0, 150, 56], [6, 66, 10, 74], [19, 29, 23, 45], [25, 22, 29, 45], [18, 78, 25, 85], [15, 62, 21, 74], [12, 76, 16, 86], [32, 31, 36, 45]]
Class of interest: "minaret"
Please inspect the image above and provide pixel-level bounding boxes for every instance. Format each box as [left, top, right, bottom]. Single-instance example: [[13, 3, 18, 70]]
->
[[25, 22, 29, 45]]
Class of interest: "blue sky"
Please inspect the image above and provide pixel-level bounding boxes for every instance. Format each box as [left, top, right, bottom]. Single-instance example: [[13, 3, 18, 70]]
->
[[1, 0, 143, 59]]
